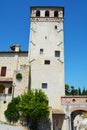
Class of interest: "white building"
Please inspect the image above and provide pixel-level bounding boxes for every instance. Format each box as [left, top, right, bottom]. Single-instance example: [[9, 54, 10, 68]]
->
[[29, 6, 65, 130]]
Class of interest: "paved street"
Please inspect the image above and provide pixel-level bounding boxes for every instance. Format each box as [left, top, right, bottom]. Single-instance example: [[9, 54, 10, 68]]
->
[[0, 124, 22, 130]]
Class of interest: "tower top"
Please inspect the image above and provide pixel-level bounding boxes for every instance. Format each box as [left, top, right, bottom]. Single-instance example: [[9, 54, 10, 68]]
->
[[30, 6, 64, 10], [30, 6, 64, 18]]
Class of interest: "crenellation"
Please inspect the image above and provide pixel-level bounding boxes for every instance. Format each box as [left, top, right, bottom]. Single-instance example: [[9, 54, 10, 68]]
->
[[31, 7, 64, 18]]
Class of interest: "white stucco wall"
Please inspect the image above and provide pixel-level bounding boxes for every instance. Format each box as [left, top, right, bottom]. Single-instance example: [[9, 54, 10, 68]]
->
[[29, 7, 65, 109]]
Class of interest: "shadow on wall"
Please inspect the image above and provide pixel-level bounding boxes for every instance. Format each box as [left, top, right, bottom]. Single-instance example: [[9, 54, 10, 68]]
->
[[38, 119, 51, 130], [20, 116, 51, 130], [0, 84, 5, 94], [53, 114, 64, 130]]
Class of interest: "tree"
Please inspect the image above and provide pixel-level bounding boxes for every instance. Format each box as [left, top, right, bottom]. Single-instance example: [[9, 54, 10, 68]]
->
[[65, 84, 87, 96], [82, 87, 86, 95], [17, 89, 50, 130], [4, 97, 20, 123], [78, 87, 82, 95], [70, 86, 74, 95], [65, 84, 70, 95]]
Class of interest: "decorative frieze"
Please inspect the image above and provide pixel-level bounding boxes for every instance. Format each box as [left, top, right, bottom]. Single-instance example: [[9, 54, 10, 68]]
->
[[61, 96, 87, 105], [30, 17, 63, 22]]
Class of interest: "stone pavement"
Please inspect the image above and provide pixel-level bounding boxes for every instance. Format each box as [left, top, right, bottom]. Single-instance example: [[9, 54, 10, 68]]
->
[[0, 124, 22, 130]]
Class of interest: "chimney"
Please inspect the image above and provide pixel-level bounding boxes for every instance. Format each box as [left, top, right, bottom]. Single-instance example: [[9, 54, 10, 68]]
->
[[10, 44, 20, 52]]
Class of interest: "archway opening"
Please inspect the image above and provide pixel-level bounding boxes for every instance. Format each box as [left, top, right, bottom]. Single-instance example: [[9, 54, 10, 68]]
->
[[45, 10, 49, 17], [0, 84, 5, 94], [54, 11, 58, 17], [71, 109, 87, 130], [36, 10, 40, 17], [8, 87, 12, 94]]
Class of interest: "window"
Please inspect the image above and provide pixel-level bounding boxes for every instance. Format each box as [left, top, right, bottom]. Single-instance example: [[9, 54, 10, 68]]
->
[[55, 51, 60, 57], [42, 83, 47, 89], [1, 67, 7, 76], [72, 99, 76, 102], [55, 25, 57, 29], [54, 11, 58, 17], [36, 10, 40, 17], [45, 10, 49, 17], [44, 60, 50, 64], [40, 49, 43, 54], [3, 101, 6, 104], [45, 36, 47, 39]]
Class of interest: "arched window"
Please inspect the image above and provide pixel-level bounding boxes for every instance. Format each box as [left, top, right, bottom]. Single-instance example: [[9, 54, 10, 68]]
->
[[0, 84, 5, 94], [54, 11, 58, 17], [45, 10, 49, 17], [8, 87, 12, 94], [36, 10, 40, 17]]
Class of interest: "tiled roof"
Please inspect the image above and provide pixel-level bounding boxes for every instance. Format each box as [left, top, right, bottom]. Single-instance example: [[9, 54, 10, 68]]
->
[[0, 51, 28, 54], [52, 109, 64, 114]]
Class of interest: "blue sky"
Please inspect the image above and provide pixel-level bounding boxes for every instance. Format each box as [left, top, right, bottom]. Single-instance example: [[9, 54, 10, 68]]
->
[[0, 0, 87, 88]]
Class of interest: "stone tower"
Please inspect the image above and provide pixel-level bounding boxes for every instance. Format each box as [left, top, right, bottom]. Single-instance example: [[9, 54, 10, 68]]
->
[[29, 6, 65, 110]]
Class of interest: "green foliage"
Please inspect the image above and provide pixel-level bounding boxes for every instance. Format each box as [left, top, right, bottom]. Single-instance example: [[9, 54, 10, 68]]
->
[[16, 73, 22, 79], [78, 87, 82, 95], [70, 86, 77, 95], [65, 84, 87, 96], [4, 97, 20, 123], [82, 87, 87, 95], [65, 84, 70, 95], [17, 89, 50, 130]]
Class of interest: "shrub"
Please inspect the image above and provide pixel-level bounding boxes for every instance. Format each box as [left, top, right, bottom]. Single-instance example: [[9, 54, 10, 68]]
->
[[4, 97, 20, 123], [16, 73, 22, 80]]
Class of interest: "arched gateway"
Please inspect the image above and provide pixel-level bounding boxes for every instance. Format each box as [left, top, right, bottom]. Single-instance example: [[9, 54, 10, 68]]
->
[[61, 96, 87, 130]]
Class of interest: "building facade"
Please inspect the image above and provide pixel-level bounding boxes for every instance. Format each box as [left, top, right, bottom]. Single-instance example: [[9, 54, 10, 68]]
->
[[29, 7, 65, 130], [0, 6, 67, 130], [0, 44, 29, 122]]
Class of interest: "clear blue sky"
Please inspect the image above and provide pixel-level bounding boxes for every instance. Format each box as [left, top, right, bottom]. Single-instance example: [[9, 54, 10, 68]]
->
[[0, 0, 87, 88]]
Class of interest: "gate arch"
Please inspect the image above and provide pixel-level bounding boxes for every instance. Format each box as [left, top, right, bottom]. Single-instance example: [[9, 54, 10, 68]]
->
[[70, 107, 87, 130], [61, 96, 87, 130], [70, 106, 87, 113]]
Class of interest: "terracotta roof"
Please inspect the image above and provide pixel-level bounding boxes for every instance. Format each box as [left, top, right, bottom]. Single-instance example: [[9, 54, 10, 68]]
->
[[0, 77, 13, 82], [0, 51, 28, 54], [52, 109, 65, 115]]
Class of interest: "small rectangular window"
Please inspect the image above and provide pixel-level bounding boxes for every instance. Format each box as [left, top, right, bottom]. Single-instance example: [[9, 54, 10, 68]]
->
[[42, 83, 47, 89], [55, 51, 60, 57], [40, 49, 43, 54], [55, 25, 57, 29], [45, 36, 47, 39], [44, 60, 50, 65]]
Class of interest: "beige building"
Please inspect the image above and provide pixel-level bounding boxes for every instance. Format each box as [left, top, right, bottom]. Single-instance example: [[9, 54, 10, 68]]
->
[[0, 6, 68, 130], [0, 44, 29, 122]]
